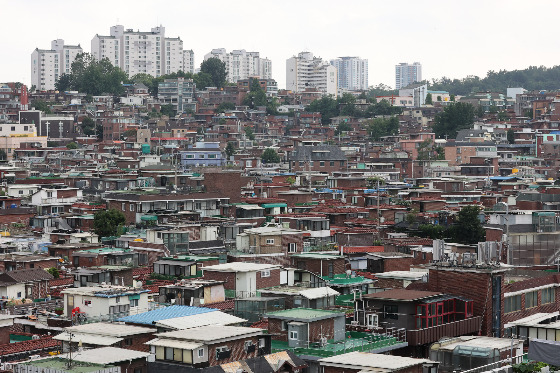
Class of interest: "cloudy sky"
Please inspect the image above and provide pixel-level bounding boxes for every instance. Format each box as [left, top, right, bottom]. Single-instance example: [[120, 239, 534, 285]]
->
[[2, 0, 559, 89]]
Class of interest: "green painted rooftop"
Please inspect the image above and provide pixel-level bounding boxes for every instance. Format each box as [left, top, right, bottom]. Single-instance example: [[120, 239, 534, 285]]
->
[[22, 358, 111, 373], [322, 274, 374, 285], [290, 253, 342, 259]]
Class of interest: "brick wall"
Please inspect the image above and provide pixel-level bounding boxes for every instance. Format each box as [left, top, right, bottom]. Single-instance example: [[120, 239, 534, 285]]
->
[[376, 278, 407, 289], [0, 212, 34, 226], [256, 268, 281, 289], [203, 271, 235, 290], [426, 268, 496, 336], [207, 336, 262, 366], [290, 257, 346, 277], [108, 200, 136, 224], [384, 257, 414, 272]]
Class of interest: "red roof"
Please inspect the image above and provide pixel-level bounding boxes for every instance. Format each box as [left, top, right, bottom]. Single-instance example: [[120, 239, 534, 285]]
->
[[202, 299, 235, 310], [343, 246, 384, 254], [0, 336, 59, 357], [251, 318, 269, 329]]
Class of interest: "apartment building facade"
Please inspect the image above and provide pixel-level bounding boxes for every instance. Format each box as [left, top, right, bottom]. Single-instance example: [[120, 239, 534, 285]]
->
[[91, 25, 194, 77], [31, 39, 83, 90], [395, 62, 422, 90], [286, 52, 338, 96], [204, 48, 272, 83], [330, 56, 368, 91]]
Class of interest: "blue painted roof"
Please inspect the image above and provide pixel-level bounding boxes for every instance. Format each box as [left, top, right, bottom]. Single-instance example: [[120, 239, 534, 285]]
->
[[116, 305, 217, 325]]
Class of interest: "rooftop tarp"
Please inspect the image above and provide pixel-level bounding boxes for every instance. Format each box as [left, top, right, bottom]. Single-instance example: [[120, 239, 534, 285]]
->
[[528, 339, 560, 366]]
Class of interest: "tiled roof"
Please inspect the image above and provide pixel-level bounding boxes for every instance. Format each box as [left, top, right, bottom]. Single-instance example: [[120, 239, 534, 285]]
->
[[0, 336, 59, 357], [201, 299, 235, 311], [0, 268, 53, 284], [116, 305, 217, 325], [343, 246, 384, 254]]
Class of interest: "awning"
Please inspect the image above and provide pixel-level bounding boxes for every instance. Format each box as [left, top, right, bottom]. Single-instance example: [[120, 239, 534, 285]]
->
[[262, 203, 287, 208]]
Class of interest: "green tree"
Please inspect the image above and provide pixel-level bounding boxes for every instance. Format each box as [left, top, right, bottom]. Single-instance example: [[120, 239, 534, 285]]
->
[[306, 95, 338, 124], [448, 206, 485, 244], [432, 102, 476, 138], [80, 117, 96, 136], [418, 224, 446, 239], [200, 58, 227, 88], [244, 126, 255, 141], [31, 100, 52, 114], [225, 142, 236, 158], [476, 105, 485, 118], [93, 209, 126, 238], [507, 129, 515, 144], [57, 53, 128, 96], [243, 79, 268, 108], [425, 93, 433, 105], [261, 148, 280, 163], [217, 102, 236, 113], [339, 93, 358, 117], [55, 74, 72, 92], [46, 267, 60, 279], [367, 117, 400, 141], [66, 142, 78, 149], [193, 72, 213, 90], [450, 94, 456, 102], [335, 121, 352, 135], [160, 104, 176, 117]]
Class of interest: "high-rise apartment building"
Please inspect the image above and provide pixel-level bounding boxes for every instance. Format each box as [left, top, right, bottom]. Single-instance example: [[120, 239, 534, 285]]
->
[[203, 49, 272, 84], [395, 62, 422, 90], [286, 52, 338, 96], [330, 57, 368, 91], [91, 25, 194, 78], [31, 39, 83, 91]]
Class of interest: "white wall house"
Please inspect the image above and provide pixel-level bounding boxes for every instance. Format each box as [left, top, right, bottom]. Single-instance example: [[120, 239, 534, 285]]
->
[[62, 286, 149, 319]]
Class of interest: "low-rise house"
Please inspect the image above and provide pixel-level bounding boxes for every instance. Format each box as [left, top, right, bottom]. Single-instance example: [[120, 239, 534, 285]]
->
[[0, 253, 59, 272], [30, 186, 83, 215], [290, 253, 346, 277], [202, 263, 283, 298], [153, 255, 219, 278], [73, 266, 134, 287], [146, 325, 271, 367], [54, 322, 156, 352], [235, 225, 305, 255], [234, 297, 286, 324], [158, 279, 225, 306], [429, 336, 523, 372], [0, 268, 53, 299], [61, 286, 149, 320], [259, 286, 339, 309]]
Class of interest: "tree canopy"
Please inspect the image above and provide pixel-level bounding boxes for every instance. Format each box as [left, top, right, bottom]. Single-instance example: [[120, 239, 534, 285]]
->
[[93, 209, 126, 238], [55, 53, 128, 96], [200, 58, 227, 88], [367, 117, 399, 141], [306, 95, 402, 125], [432, 102, 475, 138], [448, 206, 485, 244], [261, 148, 280, 164]]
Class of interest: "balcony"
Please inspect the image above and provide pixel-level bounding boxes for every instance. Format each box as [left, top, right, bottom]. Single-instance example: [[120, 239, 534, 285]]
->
[[407, 316, 482, 346]]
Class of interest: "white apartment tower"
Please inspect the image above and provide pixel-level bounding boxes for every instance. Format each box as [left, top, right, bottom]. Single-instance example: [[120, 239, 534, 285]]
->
[[91, 25, 194, 78], [395, 62, 422, 90], [286, 52, 338, 96], [203, 49, 272, 83], [31, 39, 83, 91], [330, 57, 368, 91]]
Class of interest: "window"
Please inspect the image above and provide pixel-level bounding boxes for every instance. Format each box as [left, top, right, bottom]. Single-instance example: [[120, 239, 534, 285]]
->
[[505, 295, 522, 313], [266, 238, 275, 245], [526, 291, 538, 308], [261, 270, 270, 277], [130, 299, 139, 307], [383, 305, 398, 319], [542, 287, 555, 304], [289, 331, 298, 340], [244, 340, 253, 351], [115, 296, 120, 303], [215, 346, 229, 360], [330, 161, 335, 166], [281, 321, 287, 330], [124, 338, 132, 346], [130, 204, 135, 212], [197, 348, 204, 357], [289, 243, 297, 253]]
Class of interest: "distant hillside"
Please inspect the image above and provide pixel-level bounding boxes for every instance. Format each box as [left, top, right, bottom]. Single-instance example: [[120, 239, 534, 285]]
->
[[427, 65, 560, 96]]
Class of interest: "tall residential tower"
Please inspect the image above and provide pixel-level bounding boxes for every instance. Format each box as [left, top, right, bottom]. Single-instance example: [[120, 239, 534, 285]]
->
[[91, 25, 194, 78], [330, 57, 368, 91], [203, 49, 272, 84], [395, 62, 422, 89], [286, 52, 338, 96], [31, 39, 83, 91]]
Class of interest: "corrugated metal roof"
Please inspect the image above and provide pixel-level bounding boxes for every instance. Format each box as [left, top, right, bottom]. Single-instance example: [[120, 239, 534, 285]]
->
[[298, 287, 340, 300], [145, 338, 202, 350], [116, 305, 217, 325], [155, 311, 246, 330], [54, 332, 122, 346]]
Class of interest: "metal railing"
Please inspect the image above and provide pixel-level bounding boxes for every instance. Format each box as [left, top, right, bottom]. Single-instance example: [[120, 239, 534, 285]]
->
[[459, 353, 527, 373]]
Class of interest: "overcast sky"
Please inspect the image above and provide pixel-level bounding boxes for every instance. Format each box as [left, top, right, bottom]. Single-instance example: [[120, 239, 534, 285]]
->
[[3, 0, 560, 90]]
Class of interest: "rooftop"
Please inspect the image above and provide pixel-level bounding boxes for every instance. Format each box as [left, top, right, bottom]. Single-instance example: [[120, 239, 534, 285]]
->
[[265, 308, 345, 321], [155, 325, 264, 342], [319, 351, 434, 370], [116, 305, 216, 325], [202, 262, 282, 272], [363, 289, 441, 301]]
